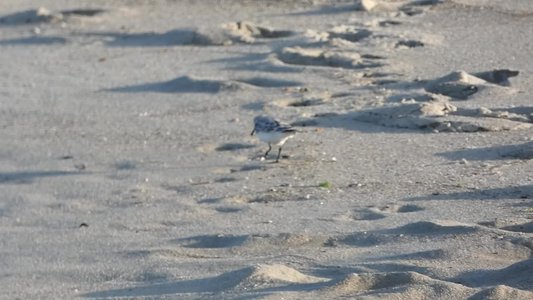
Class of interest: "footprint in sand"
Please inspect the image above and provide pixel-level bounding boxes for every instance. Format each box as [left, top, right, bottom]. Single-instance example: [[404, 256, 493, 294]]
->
[[235, 77, 302, 88], [336, 68, 530, 133], [379, 203, 425, 213], [222, 21, 295, 43], [268, 90, 330, 109], [176, 232, 328, 251], [276, 47, 383, 69], [350, 204, 425, 221], [395, 39, 425, 48], [502, 221, 533, 234], [480, 220, 533, 234], [177, 234, 248, 249]]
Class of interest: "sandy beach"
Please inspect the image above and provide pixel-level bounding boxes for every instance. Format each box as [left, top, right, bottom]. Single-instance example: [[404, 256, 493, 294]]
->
[[1, 0, 532, 299]]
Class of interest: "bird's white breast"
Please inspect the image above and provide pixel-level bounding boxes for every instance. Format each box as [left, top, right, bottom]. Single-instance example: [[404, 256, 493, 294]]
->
[[256, 131, 294, 146]]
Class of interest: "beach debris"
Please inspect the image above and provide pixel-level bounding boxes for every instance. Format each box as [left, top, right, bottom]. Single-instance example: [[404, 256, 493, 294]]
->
[[328, 27, 373, 43], [74, 163, 86, 170], [319, 181, 332, 189]]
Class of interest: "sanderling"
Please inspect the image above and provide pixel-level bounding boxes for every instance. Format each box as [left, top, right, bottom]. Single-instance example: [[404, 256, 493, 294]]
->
[[251, 115, 297, 162]]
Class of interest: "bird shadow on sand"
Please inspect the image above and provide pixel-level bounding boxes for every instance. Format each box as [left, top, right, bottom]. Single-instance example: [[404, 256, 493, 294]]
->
[[405, 185, 533, 202]]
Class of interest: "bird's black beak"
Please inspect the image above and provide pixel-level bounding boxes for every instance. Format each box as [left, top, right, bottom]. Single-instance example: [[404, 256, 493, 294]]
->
[[250, 129, 255, 136]]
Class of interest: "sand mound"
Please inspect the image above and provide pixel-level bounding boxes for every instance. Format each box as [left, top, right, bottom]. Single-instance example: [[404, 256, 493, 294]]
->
[[334, 220, 482, 247], [470, 285, 533, 300], [457, 258, 533, 290], [425, 70, 518, 99], [352, 100, 531, 132], [321, 271, 473, 298], [236, 264, 328, 288], [325, 272, 432, 292], [109, 75, 249, 93], [389, 220, 479, 235], [347, 69, 529, 132], [353, 100, 457, 130], [90, 21, 292, 47]]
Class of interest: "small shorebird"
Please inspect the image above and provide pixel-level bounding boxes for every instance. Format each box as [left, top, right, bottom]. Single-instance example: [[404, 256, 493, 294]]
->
[[251, 115, 296, 162]]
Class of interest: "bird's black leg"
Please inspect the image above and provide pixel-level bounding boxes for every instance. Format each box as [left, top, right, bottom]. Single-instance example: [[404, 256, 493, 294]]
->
[[264, 143, 272, 158], [276, 147, 282, 162]]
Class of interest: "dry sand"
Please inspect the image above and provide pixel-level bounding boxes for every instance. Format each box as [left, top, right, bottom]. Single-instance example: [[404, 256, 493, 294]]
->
[[0, 0, 532, 299]]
